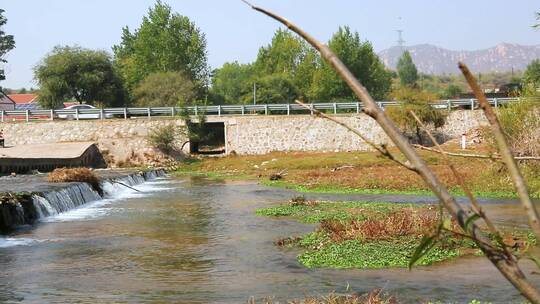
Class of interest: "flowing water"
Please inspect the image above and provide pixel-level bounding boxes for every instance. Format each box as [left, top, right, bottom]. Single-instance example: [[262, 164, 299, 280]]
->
[[0, 176, 538, 303]]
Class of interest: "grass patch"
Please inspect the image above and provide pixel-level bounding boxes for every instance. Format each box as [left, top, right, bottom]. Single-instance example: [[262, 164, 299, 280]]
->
[[258, 199, 532, 270]]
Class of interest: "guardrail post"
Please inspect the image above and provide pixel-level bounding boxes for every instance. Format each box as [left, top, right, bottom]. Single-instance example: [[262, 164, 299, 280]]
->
[[470, 99, 475, 111], [50, 109, 54, 121], [447, 100, 451, 112], [123, 108, 127, 120], [218, 105, 221, 116], [356, 102, 360, 114], [147, 107, 151, 120], [333, 102, 337, 114], [100, 109, 104, 120], [376, 102, 382, 109], [287, 104, 290, 115], [310, 104, 314, 115], [26, 110, 30, 122], [170, 107, 175, 117], [75, 108, 79, 121], [264, 104, 268, 115], [1, 110, 4, 122], [241, 105, 245, 115], [494, 98, 498, 108], [195, 105, 198, 116]]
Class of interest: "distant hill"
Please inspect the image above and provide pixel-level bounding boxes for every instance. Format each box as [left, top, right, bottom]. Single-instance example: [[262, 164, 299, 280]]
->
[[378, 43, 540, 75]]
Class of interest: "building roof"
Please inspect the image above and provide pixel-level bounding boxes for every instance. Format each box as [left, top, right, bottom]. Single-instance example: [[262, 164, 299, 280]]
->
[[0, 92, 15, 105], [7, 94, 38, 104]]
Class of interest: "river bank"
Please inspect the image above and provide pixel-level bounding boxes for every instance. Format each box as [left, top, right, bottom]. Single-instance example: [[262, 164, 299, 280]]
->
[[175, 146, 540, 199]]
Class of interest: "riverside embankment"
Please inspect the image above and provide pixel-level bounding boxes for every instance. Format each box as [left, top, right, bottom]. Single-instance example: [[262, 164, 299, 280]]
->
[[0, 169, 165, 232]]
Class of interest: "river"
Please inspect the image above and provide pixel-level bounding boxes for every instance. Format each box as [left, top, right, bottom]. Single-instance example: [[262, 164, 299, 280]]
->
[[0, 175, 538, 303]]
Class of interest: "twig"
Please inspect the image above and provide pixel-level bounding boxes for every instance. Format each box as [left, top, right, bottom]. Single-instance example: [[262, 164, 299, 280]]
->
[[295, 100, 415, 171], [244, 2, 540, 302], [413, 144, 540, 161], [459, 62, 540, 242], [331, 165, 355, 172], [112, 181, 143, 193]]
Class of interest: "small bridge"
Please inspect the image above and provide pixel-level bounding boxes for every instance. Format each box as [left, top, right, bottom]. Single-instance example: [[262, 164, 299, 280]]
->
[[0, 97, 532, 123]]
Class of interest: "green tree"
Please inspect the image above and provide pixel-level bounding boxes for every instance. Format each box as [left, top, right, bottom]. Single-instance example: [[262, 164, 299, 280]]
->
[[442, 84, 463, 99], [310, 26, 391, 101], [0, 9, 15, 82], [211, 62, 254, 104], [245, 74, 299, 104], [253, 29, 318, 100], [133, 71, 195, 107], [397, 51, 419, 87], [386, 87, 446, 144], [523, 59, 540, 87], [34, 46, 125, 109], [113, 1, 209, 97]]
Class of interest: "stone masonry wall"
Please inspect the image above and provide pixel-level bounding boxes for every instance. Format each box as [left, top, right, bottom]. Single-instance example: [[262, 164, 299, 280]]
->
[[0, 110, 489, 158]]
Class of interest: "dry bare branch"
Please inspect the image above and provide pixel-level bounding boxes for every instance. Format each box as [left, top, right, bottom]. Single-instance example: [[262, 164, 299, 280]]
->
[[413, 144, 540, 161], [459, 62, 540, 242], [244, 2, 540, 301]]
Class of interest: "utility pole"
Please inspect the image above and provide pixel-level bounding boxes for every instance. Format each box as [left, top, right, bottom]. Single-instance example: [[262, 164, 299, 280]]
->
[[396, 29, 405, 54]]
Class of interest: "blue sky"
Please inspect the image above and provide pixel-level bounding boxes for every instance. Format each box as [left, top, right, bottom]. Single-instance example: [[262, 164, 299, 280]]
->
[[1, 0, 539, 89]]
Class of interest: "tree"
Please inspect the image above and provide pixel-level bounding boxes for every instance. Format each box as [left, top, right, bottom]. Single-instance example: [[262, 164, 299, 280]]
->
[[310, 26, 391, 101], [246, 74, 299, 104], [253, 29, 318, 100], [34, 46, 125, 109], [113, 1, 209, 97], [523, 59, 540, 87], [397, 51, 419, 87], [442, 84, 463, 99], [0, 9, 15, 82], [211, 62, 254, 104], [386, 87, 446, 144], [133, 71, 195, 107]]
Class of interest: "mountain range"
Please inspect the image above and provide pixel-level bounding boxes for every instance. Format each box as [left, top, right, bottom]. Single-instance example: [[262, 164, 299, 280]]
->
[[378, 43, 540, 75]]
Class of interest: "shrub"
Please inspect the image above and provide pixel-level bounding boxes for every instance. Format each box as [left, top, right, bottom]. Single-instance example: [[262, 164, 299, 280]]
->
[[497, 99, 540, 157], [386, 87, 447, 144], [147, 124, 180, 154], [48, 168, 101, 194]]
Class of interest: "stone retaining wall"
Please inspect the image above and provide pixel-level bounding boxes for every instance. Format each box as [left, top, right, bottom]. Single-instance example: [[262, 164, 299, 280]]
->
[[0, 110, 489, 158]]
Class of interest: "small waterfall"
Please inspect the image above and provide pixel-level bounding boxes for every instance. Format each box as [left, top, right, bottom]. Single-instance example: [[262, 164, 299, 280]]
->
[[0, 169, 165, 232]]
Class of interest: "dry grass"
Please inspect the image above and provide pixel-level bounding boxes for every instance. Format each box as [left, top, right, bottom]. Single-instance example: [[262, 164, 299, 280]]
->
[[320, 208, 440, 242], [289, 196, 318, 207], [249, 289, 397, 304], [47, 168, 102, 195]]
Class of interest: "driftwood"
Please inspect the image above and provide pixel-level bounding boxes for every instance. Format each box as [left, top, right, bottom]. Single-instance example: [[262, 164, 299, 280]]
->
[[269, 169, 288, 181], [243, 1, 540, 302], [111, 181, 143, 193], [413, 144, 540, 161], [331, 165, 355, 172]]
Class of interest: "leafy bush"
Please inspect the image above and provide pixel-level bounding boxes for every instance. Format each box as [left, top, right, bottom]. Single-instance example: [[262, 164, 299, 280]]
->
[[386, 87, 447, 144], [147, 124, 180, 154]]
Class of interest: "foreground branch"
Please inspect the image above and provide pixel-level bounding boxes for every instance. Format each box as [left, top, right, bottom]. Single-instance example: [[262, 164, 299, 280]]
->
[[412, 145, 540, 161], [460, 62, 540, 242], [244, 2, 540, 302]]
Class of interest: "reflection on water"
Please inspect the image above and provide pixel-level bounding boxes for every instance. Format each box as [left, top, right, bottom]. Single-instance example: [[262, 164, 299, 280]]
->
[[0, 176, 538, 303]]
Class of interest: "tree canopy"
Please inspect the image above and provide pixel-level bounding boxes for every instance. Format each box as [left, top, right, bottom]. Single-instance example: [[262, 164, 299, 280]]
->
[[310, 26, 392, 101], [0, 9, 15, 82], [133, 71, 195, 107], [34, 46, 125, 109], [397, 51, 419, 87], [211, 62, 254, 104], [113, 1, 209, 96], [210, 27, 391, 104]]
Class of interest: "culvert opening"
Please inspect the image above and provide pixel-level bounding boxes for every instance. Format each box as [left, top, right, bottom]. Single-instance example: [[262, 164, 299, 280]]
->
[[190, 122, 225, 155]]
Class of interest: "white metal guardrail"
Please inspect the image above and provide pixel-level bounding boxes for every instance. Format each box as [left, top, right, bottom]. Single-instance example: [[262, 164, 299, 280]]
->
[[0, 97, 535, 123]]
